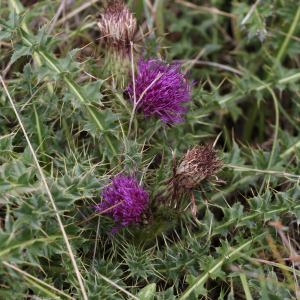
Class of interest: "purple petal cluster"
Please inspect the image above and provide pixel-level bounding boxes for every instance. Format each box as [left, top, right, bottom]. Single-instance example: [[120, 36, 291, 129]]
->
[[127, 56, 194, 125], [94, 172, 149, 233]]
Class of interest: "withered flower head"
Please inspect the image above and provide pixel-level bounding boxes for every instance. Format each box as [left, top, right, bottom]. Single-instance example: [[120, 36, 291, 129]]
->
[[172, 145, 225, 217], [97, 0, 137, 53], [152, 145, 224, 220], [174, 145, 224, 189]]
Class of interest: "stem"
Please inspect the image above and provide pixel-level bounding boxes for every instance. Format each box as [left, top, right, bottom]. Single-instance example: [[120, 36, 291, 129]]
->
[[212, 0, 218, 65], [61, 116, 75, 151], [225, 164, 300, 179], [280, 140, 300, 158], [33, 103, 48, 165], [276, 4, 300, 62], [239, 272, 253, 300], [118, 41, 136, 170], [156, 0, 165, 35]]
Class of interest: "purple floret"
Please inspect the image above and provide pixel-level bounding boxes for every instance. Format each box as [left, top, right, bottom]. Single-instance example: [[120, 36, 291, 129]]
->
[[94, 172, 149, 234], [127, 55, 194, 125]]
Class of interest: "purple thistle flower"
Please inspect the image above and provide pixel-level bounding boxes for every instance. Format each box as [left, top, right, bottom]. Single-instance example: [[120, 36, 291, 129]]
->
[[127, 56, 194, 125], [94, 172, 152, 234]]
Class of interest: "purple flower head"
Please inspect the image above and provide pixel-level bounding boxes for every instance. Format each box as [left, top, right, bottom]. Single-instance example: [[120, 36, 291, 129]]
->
[[127, 55, 194, 125], [94, 172, 151, 234]]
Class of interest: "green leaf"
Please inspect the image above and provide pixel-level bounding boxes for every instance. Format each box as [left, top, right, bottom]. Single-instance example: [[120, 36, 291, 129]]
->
[[155, 287, 176, 300], [43, 241, 63, 258], [49, 182, 75, 210], [0, 9, 19, 41], [125, 245, 155, 281], [225, 141, 245, 167], [24, 241, 46, 266], [14, 195, 52, 230], [64, 79, 104, 108], [84, 259, 125, 300], [0, 135, 14, 155], [10, 41, 32, 64], [137, 284, 156, 300], [199, 256, 226, 280], [77, 173, 102, 197], [84, 108, 121, 139], [186, 275, 207, 298]]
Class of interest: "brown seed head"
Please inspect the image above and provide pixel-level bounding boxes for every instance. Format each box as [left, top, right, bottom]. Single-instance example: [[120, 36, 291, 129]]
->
[[174, 145, 223, 189], [97, 0, 137, 52]]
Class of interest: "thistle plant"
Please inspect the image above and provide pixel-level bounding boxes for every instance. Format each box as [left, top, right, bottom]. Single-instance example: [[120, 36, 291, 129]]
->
[[2, 0, 300, 299]]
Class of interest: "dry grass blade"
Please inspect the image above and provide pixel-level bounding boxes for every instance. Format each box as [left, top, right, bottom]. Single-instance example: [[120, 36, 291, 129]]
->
[[91, 216, 101, 273], [47, 0, 67, 34], [241, 0, 261, 24], [0, 76, 88, 300], [178, 60, 244, 75], [2, 261, 76, 300], [267, 27, 300, 42], [56, 0, 101, 26], [76, 201, 123, 225], [175, 0, 238, 18], [252, 258, 300, 277], [20, 80, 51, 112], [0, 132, 16, 140]]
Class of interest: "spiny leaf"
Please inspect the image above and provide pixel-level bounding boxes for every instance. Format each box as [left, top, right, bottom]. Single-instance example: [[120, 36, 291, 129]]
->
[[199, 256, 226, 280], [185, 274, 207, 298], [0, 9, 18, 41], [11, 41, 32, 64]]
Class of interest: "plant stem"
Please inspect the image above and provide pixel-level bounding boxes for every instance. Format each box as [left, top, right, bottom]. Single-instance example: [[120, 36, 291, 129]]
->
[[225, 164, 300, 179], [280, 140, 300, 158], [239, 272, 254, 300], [276, 4, 300, 62]]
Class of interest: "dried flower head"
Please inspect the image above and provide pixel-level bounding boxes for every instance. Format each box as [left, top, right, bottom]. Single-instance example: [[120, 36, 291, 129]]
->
[[126, 55, 194, 125], [152, 145, 224, 219], [94, 172, 152, 234], [97, 0, 137, 53], [174, 145, 223, 189], [172, 145, 225, 217]]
